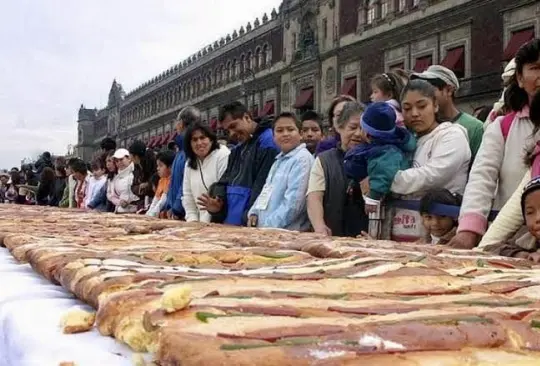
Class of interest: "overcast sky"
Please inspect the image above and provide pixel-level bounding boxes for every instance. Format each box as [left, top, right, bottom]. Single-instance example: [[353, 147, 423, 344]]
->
[[0, 0, 282, 169]]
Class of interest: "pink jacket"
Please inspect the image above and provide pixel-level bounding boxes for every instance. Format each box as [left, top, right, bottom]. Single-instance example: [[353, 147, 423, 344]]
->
[[458, 107, 533, 235]]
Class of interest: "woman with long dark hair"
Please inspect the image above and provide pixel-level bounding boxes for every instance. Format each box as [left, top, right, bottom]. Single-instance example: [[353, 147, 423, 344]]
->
[[479, 88, 540, 248], [389, 80, 470, 241], [128, 140, 157, 210], [35, 167, 56, 205], [48, 165, 67, 206], [450, 39, 539, 249], [182, 123, 230, 222]]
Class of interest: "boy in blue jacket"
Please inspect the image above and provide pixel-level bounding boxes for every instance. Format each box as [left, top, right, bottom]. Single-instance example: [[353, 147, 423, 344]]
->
[[344, 102, 416, 212]]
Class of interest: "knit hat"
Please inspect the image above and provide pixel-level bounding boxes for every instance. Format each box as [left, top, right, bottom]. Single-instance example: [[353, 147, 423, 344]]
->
[[411, 65, 460, 90], [502, 58, 516, 85], [521, 177, 540, 216], [360, 102, 397, 139]]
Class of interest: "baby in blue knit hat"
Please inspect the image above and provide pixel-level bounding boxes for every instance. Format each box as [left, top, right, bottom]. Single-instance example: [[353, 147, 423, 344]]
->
[[344, 102, 416, 213]]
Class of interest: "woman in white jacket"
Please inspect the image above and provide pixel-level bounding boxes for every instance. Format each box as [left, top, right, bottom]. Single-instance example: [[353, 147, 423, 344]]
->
[[182, 123, 230, 222], [107, 148, 139, 214], [390, 79, 471, 241]]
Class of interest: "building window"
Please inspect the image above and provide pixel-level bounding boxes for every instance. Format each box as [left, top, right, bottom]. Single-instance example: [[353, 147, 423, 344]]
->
[[231, 59, 237, 78], [440, 46, 465, 79], [240, 54, 246, 74], [225, 62, 231, 80], [246, 52, 252, 70], [397, 0, 406, 12], [292, 33, 297, 51], [413, 55, 433, 72], [381, 0, 389, 18], [367, 7, 376, 24], [322, 18, 327, 40], [254, 48, 261, 69], [503, 27, 535, 61], [389, 61, 405, 71], [412, 0, 420, 6], [263, 44, 271, 67], [367, 0, 377, 24]]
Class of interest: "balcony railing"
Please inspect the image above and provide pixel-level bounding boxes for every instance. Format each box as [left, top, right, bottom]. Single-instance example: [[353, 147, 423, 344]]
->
[[455, 72, 501, 100]]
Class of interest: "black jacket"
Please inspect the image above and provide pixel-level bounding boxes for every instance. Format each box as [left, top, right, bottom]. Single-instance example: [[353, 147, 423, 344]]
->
[[49, 177, 66, 206], [210, 119, 279, 226]]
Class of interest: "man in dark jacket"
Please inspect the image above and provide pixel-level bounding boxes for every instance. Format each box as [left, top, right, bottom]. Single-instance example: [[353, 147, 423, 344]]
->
[[35, 151, 53, 176], [198, 101, 279, 226]]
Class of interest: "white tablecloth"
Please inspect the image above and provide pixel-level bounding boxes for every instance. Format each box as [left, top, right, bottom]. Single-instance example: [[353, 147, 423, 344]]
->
[[0, 248, 140, 366]]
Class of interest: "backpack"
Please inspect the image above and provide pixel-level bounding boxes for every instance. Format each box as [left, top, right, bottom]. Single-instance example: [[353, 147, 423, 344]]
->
[[500, 111, 518, 142]]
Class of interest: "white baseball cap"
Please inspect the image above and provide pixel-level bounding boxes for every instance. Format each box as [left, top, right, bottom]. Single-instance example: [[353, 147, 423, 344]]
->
[[411, 65, 460, 90], [113, 148, 130, 159]]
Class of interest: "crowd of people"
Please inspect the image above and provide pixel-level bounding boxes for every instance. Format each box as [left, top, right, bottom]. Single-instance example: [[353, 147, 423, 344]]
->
[[1, 39, 539, 263]]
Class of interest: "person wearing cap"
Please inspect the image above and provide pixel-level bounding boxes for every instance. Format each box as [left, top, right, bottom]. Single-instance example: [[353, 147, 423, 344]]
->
[[485, 59, 516, 127], [411, 65, 484, 160], [344, 102, 416, 212], [483, 176, 540, 263], [107, 148, 139, 213]]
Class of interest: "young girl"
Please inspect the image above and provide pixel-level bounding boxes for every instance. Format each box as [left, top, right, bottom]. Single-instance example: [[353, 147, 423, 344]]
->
[[147, 151, 175, 217], [370, 72, 405, 127], [248, 112, 314, 231], [85, 158, 108, 211], [484, 177, 540, 263], [418, 189, 462, 245], [86, 158, 107, 212]]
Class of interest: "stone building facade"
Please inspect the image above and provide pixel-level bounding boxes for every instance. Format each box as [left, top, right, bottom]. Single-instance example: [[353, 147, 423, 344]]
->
[[76, 0, 540, 161]]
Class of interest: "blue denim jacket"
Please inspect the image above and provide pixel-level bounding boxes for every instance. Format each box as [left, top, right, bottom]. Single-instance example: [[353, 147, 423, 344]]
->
[[248, 143, 313, 231]]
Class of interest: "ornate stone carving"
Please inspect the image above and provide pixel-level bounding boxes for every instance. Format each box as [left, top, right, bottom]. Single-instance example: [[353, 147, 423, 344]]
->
[[325, 67, 336, 95], [254, 18, 260, 27]]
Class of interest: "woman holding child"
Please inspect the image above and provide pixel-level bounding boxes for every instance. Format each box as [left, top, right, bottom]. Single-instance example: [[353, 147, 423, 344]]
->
[[389, 80, 471, 241], [307, 102, 369, 237]]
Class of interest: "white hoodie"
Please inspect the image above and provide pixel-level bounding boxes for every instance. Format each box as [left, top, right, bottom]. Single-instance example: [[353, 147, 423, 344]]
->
[[182, 145, 230, 223], [390, 122, 471, 241], [106, 162, 139, 213], [392, 121, 471, 197]]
